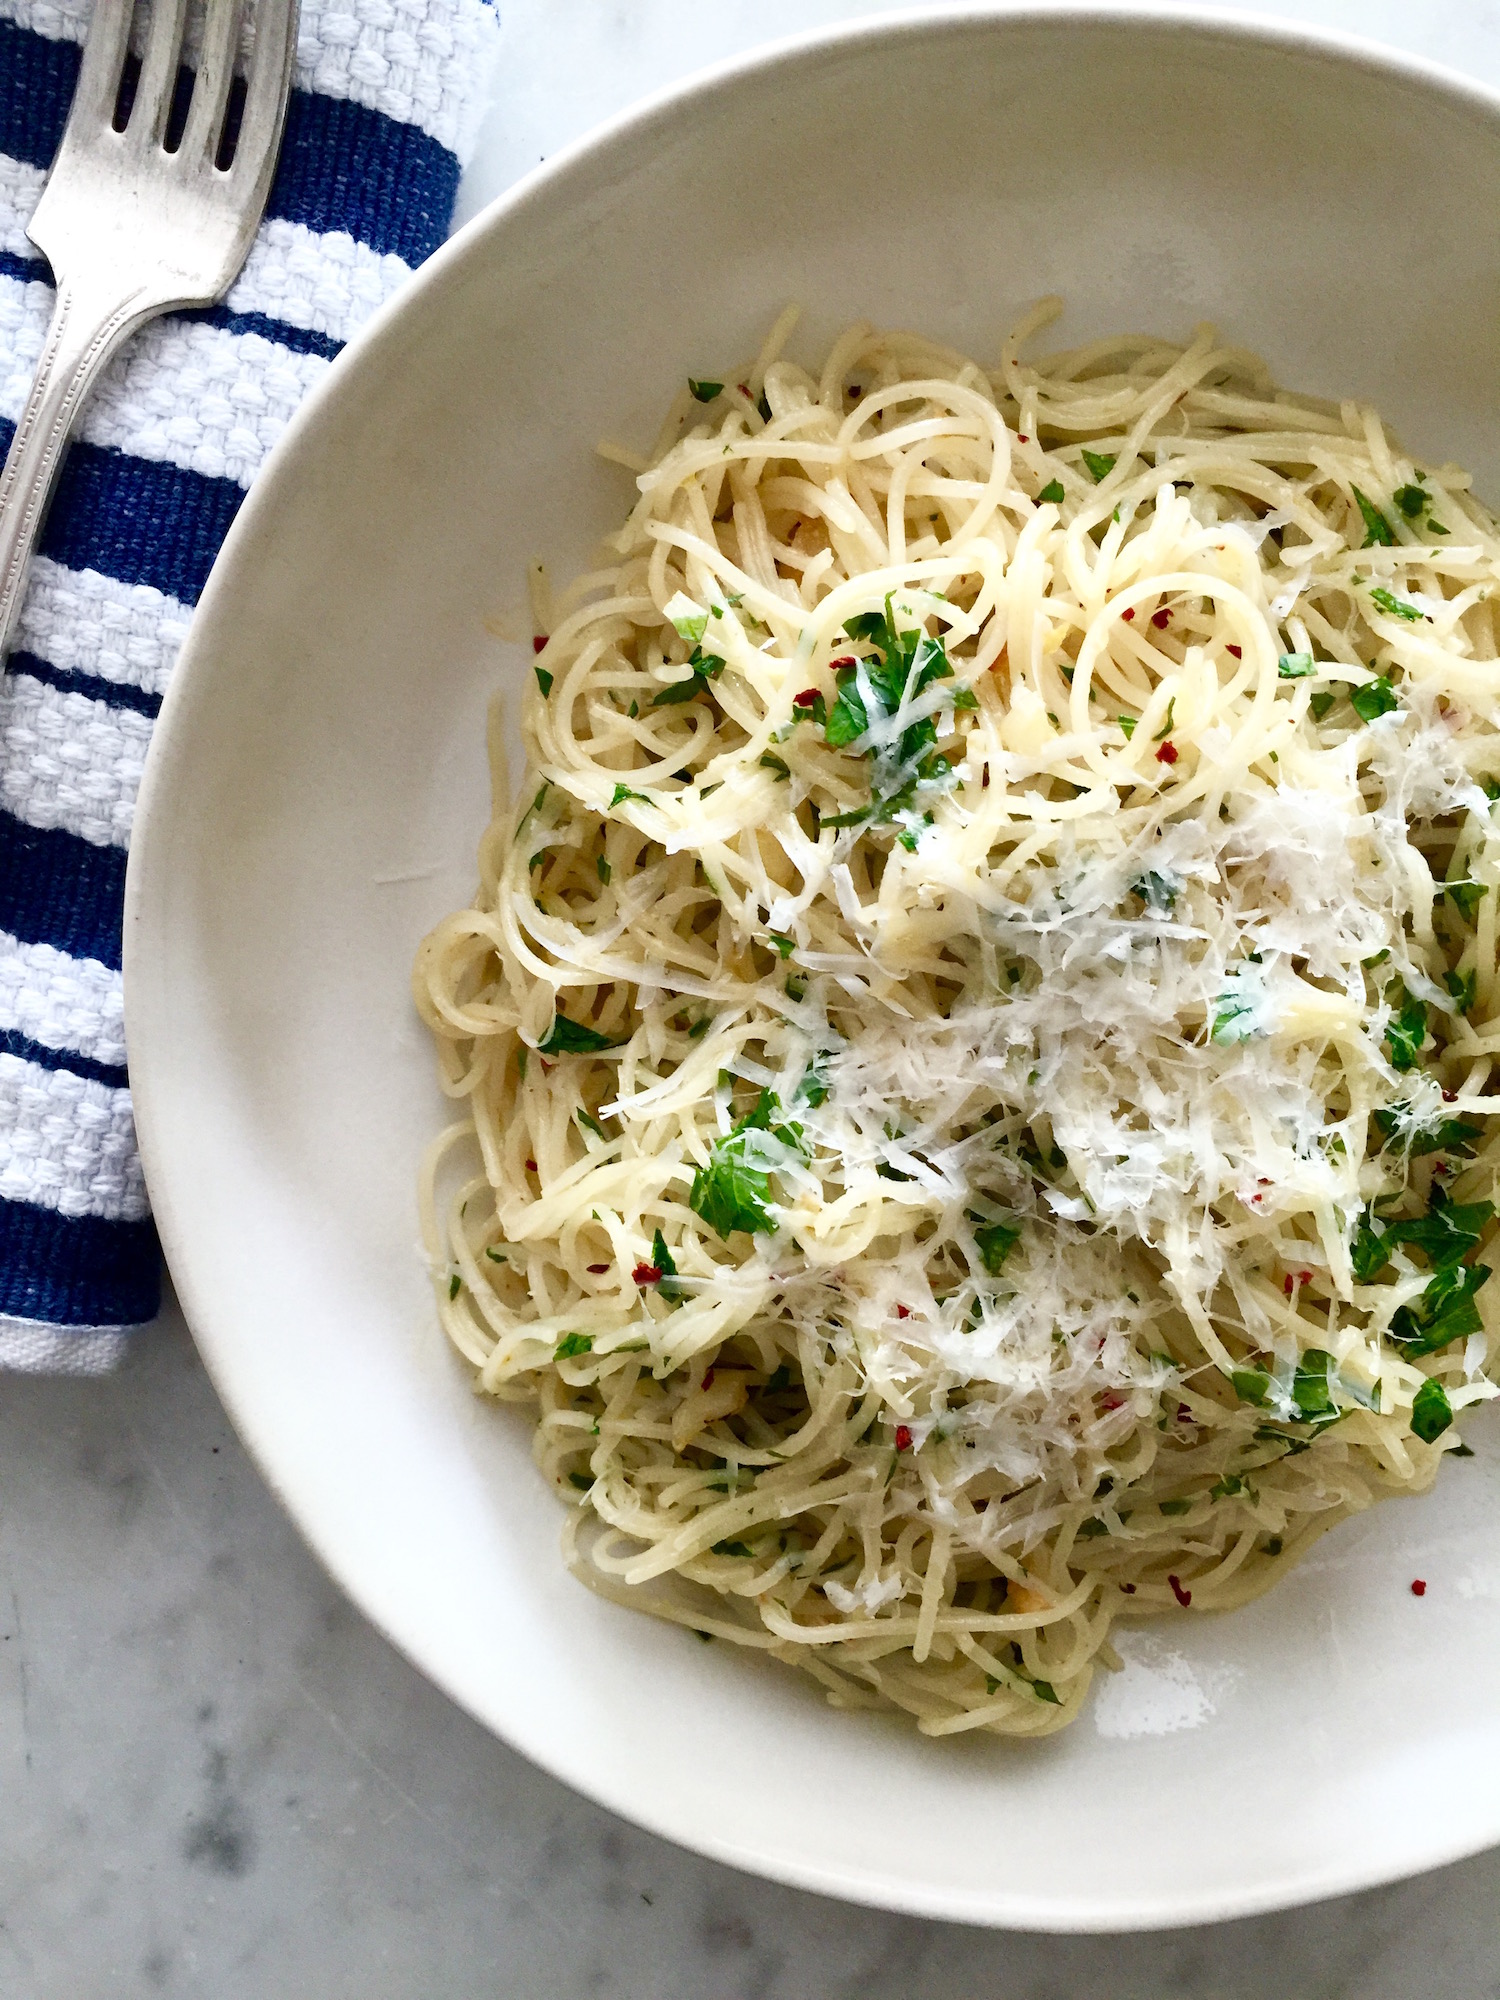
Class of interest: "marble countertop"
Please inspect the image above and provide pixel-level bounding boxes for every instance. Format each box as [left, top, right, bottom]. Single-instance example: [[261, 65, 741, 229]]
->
[[10, 3, 1500, 1994]]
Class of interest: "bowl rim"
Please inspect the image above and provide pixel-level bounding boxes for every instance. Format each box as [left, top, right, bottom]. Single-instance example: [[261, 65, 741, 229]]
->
[[126, 0, 1500, 1932]]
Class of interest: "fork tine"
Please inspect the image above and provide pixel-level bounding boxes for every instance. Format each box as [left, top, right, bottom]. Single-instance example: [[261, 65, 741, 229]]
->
[[131, 0, 192, 148], [179, 0, 249, 166], [228, 0, 298, 189], [67, 0, 135, 131]]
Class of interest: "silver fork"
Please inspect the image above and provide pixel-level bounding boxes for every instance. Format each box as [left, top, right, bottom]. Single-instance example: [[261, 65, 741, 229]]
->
[[0, 0, 298, 661]]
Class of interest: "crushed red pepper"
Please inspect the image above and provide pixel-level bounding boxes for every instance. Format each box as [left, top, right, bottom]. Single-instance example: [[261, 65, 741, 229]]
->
[[1155, 741, 1178, 764], [1168, 1574, 1192, 1607], [632, 1261, 662, 1286], [1411, 1579, 1428, 1597], [895, 1424, 914, 1451]]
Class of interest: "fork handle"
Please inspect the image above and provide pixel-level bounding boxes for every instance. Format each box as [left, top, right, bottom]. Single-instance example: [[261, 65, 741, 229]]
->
[[0, 274, 157, 665]]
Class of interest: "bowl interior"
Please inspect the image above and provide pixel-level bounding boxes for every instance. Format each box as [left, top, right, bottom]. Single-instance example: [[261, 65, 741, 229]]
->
[[127, 7, 1500, 1929]]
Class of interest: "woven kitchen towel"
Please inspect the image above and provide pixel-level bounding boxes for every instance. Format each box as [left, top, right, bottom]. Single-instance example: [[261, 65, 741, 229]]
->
[[0, 0, 500, 1374]]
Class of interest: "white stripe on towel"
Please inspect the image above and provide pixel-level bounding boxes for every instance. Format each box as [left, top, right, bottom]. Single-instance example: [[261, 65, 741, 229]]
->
[[0, 672, 152, 849], [0, 1049, 146, 1220], [0, 929, 124, 1068]]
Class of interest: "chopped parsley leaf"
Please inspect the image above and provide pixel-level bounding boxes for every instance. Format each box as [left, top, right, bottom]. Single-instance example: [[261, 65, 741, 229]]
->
[[448, 1273, 461, 1300], [1291, 1349, 1337, 1421], [688, 378, 723, 402], [1394, 483, 1430, 518], [1277, 651, 1316, 678], [1446, 966, 1478, 1014], [1369, 585, 1423, 623], [554, 1332, 593, 1360], [1383, 984, 1428, 1072], [609, 782, 649, 808], [1037, 478, 1066, 504], [575, 1108, 607, 1140], [687, 1015, 712, 1039], [1230, 1366, 1271, 1406], [1352, 485, 1396, 546], [534, 665, 553, 696], [1447, 879, 1487, 921], [1118, 715, 1137, 740], [539, 1015, 621, 1056], [1350, 674, 1399, 722], [1391, 1262, 1492, 1356], [690, 1090, 802, 1238], [974, 1219, 1022, 1275], [1411, 1377, 1454, 1443], [596, 854, 611, 884], [759, 752, 791, 779], [1309, 689, 1337, 722], [1081, 449, 1117, 483], [1152, 697, 1176, 742], [1159, 1498, 1193, 1516]]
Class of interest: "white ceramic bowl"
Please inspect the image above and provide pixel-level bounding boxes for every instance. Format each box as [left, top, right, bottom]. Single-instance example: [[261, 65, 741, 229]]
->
[[126, 4, 1500, 1930]]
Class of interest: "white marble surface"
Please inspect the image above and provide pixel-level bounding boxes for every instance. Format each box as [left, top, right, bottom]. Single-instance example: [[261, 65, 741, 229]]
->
[[10, 3, 1500, 1994]]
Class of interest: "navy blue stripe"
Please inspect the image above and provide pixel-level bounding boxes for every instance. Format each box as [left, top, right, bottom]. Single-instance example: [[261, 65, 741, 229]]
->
[[0, 17, 78, 172], [0, 809, 125, 970], [9, 650, 163, 720], [0, 1194, 158, 1327], [0, 249, 346, 362], [0, 246, 46, 287], [273, 90, 457, 267], [181, 303, 345, 362], [0, 19, 456, 264], [0, 417, 247, 606], [0, 1027, 127, 1090]]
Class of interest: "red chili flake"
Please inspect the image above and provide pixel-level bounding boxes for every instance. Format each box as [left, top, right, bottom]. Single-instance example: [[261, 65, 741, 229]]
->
[[1121, 1582, 1137, 1594], [1258, 1177, 1272, 1185], [1121, 607, 1136, 622], [1281, 1269, 1314, 1296], [894, 1424, 914, 1451], [702, 1367, 716, 1390], [895, 1304, 911, 1319], [1168, 1573, 1192, 1608], [1177, 1402, 1194, 1423], [532, 635, 547, 653], [632, 1261, 662, 1286], [981, 768, 991, 788], [539, 1059, 554, 1075], [586, 1263, 610, 1275], [1434, 1161, 1451, 1176], [737, 383, 750, 395], [1152, 608, 1172, 629], [525, 1158, 537, 1172], [792, 688, 820, 708], [1411, 1578, 1428, 1597], [1155, 741, 1179, 764], [829, 655, 855, 671], [1099, 1391, 1126, 1413], [1443, 1089, 1458, 1103], [1016, 433, 1030, 443], [1227, 644, 1242, 658]]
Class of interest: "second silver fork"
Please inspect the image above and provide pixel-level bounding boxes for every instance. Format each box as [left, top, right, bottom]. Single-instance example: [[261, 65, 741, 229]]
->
[[0, 0, 298, 663]]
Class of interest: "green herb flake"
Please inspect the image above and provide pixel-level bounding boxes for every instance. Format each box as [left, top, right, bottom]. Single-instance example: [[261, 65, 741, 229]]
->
[[1391, 1262, 1492, 1356], [1447, 879, 1487, 921], [1369, 586, 1423, 625], [1211, 1474, 1246, 1499], [1350, 674, 1400, 722], [534, 665, 553, 696], [1230, 1366, 1271, 1406], [1411, 1377, 1455, 1443], [447, 1273, 462, 1300], [1037, 478, 1066, 504], [609, 781, 649, 809], [1309, 689, 1337, 722], [759, 752, 791, 779], [554, 1332, 594, 1360], [713, 1539, 755, 1557], [974, 1219, 1022, 1275], [539, 1015, 620, 1057], [1119, 715, 1137, 740], [595, 854, 612, 885], [576, 1108, 606, 1140], [568, 1471, 594, 1490], [1277, 651, 1316, 679], [1394, 483, 1430, 518], [1081, 449, 1117, 483], [484, 1247, 506, 1264], [1152, 697, 1176, 743], [1384, 984, 1428, 1072], [1291, 1348, 1337, 1421], [1446, 966, 1478, 1014], [688, 378, 723, 402], [1159, 1498, 1193, 1516], [1352, 486, 1396, 547]]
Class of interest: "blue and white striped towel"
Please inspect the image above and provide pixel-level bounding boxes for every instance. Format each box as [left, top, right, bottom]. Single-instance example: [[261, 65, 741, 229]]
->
[[0, 0, 500, 1375]]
